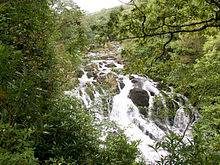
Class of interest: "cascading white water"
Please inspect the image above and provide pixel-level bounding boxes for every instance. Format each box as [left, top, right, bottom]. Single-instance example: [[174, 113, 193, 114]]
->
[[110, 75, 168, 163], [65, 45, 197, 164]]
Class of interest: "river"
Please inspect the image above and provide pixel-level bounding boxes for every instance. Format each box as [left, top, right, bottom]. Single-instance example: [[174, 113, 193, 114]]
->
[[64, 43, 198, 164]]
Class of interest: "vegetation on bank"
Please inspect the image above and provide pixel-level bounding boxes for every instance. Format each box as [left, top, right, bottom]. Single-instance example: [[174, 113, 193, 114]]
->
[[0, 0, 219, 164], [0, 0, 140, 164]]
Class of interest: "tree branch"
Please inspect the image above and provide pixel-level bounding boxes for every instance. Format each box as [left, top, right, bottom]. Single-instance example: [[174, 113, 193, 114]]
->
[[115, 21, 218, 41], [144, 21, 218, 37], [166, 18, 215, 28], [155, 33, 173, 62], [129, 0, 148, 37], [208, 0, 220, 9]]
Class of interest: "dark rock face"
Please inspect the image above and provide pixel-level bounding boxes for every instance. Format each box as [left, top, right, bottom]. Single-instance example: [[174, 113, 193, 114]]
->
[[87, 71, 97, 78], [139, 107, 148, 117], [119, 82, 125, 90], [101, 55, 116, 60], [129, 88, 149, 107], [131, 78, 139, 83], [106, 63, 117, 68], [84, 63, 98, 72], [149, 91, 155, 96], [76, 69, 84, 78]]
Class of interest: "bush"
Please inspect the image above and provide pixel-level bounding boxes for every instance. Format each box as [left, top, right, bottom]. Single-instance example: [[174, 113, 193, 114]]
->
[[0, 125, 37, 165], [98, 133, 141, 165], [32, 97, 100, 164]]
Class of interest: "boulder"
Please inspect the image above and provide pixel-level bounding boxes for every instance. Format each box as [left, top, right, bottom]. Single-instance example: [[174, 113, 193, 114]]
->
[[105, 73, 118, 92], [84, 63, 99, 79], [129, 88, 149, 107], [86, 71, 97, 79], [84, 63, 98, 72]]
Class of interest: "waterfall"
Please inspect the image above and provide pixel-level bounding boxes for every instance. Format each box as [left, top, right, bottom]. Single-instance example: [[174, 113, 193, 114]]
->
[[64, 44, 197, 164]]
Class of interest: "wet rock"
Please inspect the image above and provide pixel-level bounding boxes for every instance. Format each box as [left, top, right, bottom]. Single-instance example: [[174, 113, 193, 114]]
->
[[150, 91, 155, 96], [168, 117, 175, 126], [131, 78, 139, 83], [134, 82, 143, 89], [105, 73, 118, 92], [145, 130, 156, 140], [131, 78, 143, 89], [99, 72, 106, 76], [86, 71, 97, 79], [138, 124, 145, 132], [129, 88, 149, 107], [175, 96, 186, 105], [106, 63, 117, 68], [76, 69, 84, 78], [139, 107, 148, 117], [119, 82, 125, 90], [156, 83, 163, 90], [154, 121, 167, 131], [115, 59, 123, 64], [101, 55, 116, 60], [129, 75, 135, 80], [84, 63, 99, 72], [156, 82, 170, 91]]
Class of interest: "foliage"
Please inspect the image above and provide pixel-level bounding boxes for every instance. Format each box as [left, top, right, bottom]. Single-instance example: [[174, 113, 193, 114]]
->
[[84, 7, 123, 48], [153, 104, 220, 164], [0, 1, 140, 164], [98, 133, 142, 165], [168, 33, 220, 107], [120, 23, 220, 165], [92, 0, 220, 163], [0, 124, 37, 165], [32, 97, 100, 164], [0, 0, 54, 128], [118, 0, 219, 38], [52, 0, 88, 91]]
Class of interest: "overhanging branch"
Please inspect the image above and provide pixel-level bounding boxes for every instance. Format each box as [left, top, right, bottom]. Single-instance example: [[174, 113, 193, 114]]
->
[[155, 33, 173, 62], [166, 18, 215, 28], [115, 21, 218, 41]]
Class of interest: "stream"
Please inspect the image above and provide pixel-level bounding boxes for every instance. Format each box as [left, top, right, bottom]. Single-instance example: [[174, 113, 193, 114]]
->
[[64, 43, 198, 164]]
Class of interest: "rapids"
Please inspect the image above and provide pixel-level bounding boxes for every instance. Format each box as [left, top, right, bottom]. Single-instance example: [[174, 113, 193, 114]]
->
[[64, 44, 197, 164]]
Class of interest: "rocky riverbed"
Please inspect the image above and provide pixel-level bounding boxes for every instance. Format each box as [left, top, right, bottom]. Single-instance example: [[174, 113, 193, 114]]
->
[[65, 43, 198, 163]]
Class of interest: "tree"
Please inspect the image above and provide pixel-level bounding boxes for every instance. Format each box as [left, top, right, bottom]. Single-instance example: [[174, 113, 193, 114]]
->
[[0, 1, 141, 164], [0, 0, 54, 127], [113, 0, 220, 60], [105, 1, 220, 164]]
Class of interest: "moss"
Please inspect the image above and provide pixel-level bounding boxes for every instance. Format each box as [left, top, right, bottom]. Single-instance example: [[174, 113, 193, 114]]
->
[[139, 107, 148, 118], [85, 85, 95, 100]]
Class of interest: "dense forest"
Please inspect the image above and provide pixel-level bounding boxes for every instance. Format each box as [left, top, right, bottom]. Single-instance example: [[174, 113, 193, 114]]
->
[[0, 0, 219, 164]]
